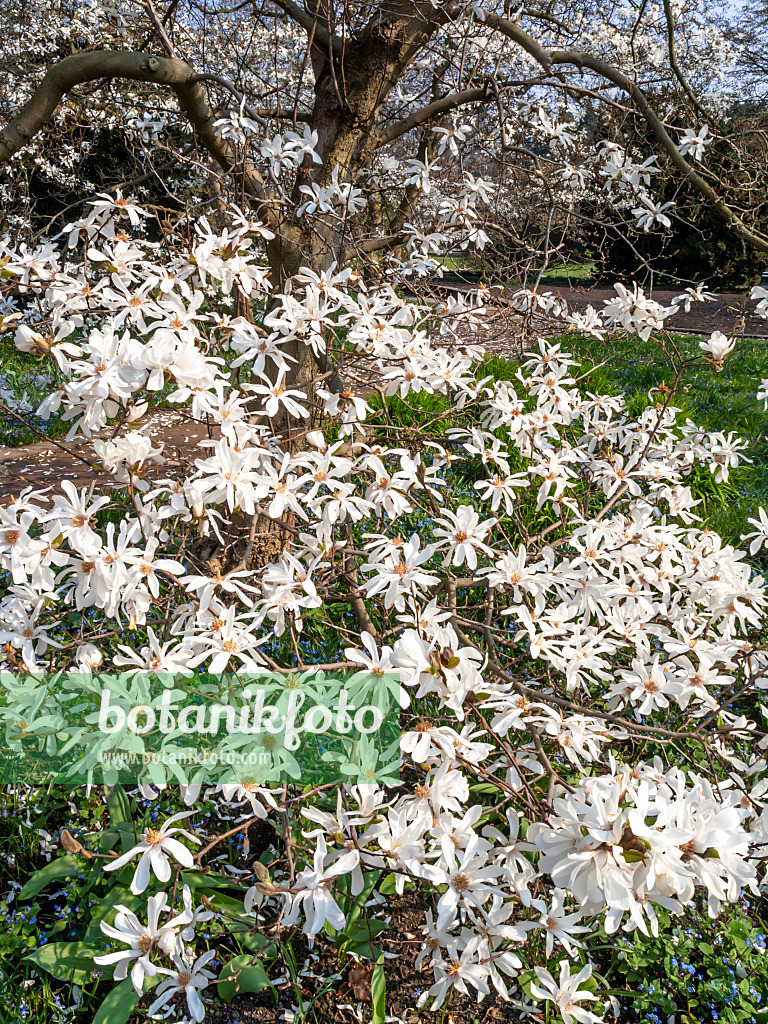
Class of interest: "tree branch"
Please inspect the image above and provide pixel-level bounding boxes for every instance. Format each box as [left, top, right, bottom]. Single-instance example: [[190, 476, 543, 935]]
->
[[482, 13, 552, 75], [341, 232, 404, 262], [482, 13, 768, 254], [269, 0, 343, 53], [144, 0, 177, 58], [0, 50, 274, 224], [376, 85, 489, 147], [661, 0, 707, 118], [520, 8, 572, 33], [548, 48, 768, 253]]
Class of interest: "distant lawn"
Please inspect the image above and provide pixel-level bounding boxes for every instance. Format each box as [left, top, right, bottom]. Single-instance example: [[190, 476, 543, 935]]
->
[[538, 259, 597, 284], [433, 257, 597, 287], [434, 254, 482, 273]]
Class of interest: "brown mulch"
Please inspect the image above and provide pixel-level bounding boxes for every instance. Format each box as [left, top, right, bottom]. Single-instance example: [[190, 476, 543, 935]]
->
[[202, 890, 528, 1024]]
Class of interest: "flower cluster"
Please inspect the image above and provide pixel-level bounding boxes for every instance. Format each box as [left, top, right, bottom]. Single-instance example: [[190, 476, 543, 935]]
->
[[0, 175, 766, 1023]]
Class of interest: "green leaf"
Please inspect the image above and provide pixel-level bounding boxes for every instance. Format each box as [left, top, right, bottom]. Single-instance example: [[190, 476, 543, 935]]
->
[[336, 919, 389, 959], [621, 848, 647, 863], [338, 870, 381, 929], [218, 955, 273, 1004], [180, 870, 240, 892], [18, 855, 84, 901], [379, 872, 398, 895], [106, 786, 136, 852], [106, 784, 132, 828], [84, 887, 141, 943], [93, 828, 120, 855], [93, 978, 141, 1024], [371, 959, 386, 1024], [240, 931, 278, 956], [28, 941, 101, 984]]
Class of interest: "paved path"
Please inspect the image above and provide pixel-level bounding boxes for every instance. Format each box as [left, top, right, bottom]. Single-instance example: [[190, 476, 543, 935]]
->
[[541, 286, 768, 338], [430, 277, 768, 338]]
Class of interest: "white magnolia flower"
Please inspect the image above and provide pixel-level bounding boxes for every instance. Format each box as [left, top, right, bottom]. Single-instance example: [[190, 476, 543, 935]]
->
[[94, 889, 193, 992], [433, 505, 496, 569], [678, 125, 713, 161], [148, 949, 217, 1023], [103, 811, 200, 894], [699, 331, 735, 370], [530, 962, 602, 1024], [531, 889, 590, 956], [284, 835, 359, 939]]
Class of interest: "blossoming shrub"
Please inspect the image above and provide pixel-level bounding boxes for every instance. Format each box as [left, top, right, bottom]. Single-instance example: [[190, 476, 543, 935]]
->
[[2, 193, 768, 1023]]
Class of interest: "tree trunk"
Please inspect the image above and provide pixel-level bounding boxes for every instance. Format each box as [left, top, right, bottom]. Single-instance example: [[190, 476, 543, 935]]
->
[[239, 4, 447, 568]]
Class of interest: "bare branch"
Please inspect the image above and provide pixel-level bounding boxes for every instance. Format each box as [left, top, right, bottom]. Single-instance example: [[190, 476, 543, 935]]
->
[[661, 0, 707, 118], [483, 13, 552, 75], [269, 0, 343, 53], [0, 50, 274, 224], [481, 10, 768, 255], [376, 85, 489, 147], [549, 49, 768, 253], [144, 0, 177, 58]]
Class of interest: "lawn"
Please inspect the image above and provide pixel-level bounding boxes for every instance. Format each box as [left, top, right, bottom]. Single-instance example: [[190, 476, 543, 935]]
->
[[549, 329, 768, 544], [432, 257, 598, 288], [0, 336, 65, 446], [537, 259, 597, 284]]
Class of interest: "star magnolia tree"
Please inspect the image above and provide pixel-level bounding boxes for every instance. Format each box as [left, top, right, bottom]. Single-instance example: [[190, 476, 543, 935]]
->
[[2, 1, 768, 1022]]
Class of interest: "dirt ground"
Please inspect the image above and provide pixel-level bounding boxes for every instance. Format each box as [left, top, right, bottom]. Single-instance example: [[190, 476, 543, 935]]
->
[[202, 890, 529, 1024], [0, 411, 217, 504]]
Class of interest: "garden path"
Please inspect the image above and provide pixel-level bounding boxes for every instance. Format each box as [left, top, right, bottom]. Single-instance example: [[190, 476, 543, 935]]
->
[[0, 412, 218, 504]]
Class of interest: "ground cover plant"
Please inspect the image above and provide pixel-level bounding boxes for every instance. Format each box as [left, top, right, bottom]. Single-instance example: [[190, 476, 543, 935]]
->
[[2, 2, 768, 1024]]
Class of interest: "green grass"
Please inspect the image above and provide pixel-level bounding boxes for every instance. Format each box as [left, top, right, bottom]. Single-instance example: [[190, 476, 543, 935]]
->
[[434, 254, 480, 273], [538, 259, 597, 283], [433, 257, 597, 288], [547, 330, 768, 543], [0, 337, 69, 446]]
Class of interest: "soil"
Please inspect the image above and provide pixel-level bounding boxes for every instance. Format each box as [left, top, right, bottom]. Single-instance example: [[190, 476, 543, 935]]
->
[[0, 410, 218, 504], [200, 891, 529, 1024]]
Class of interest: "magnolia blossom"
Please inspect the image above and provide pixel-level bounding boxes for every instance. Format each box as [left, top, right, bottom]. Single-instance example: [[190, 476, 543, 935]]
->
[[699, 330, 735, 369], [103, 812, 200, 894], [284, 836, 359, 939], [632, 197, 673, 231], [94, 889, 201, 992], [2, 168, 768, 1024], [433, 505, 496, 568], [678, 125, 713, 161], [530, 962, 602, 1024], [148, 950, 217, 1023]]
